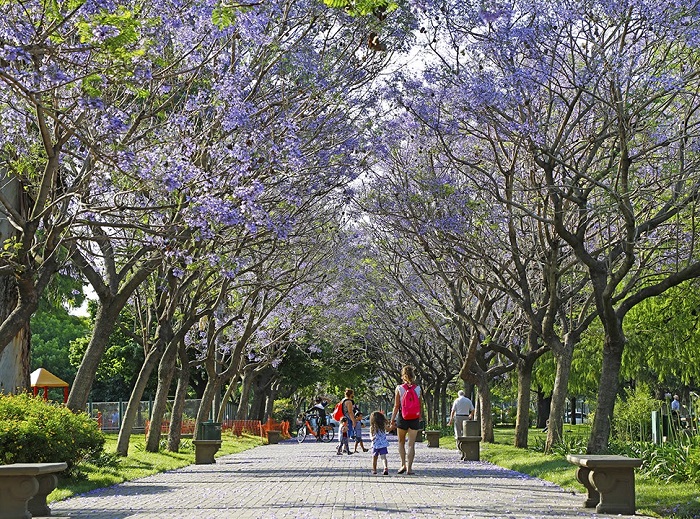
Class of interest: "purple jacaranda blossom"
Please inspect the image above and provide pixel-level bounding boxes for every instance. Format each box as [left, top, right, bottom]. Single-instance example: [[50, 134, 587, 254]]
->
[[0, 45, 32, 63]]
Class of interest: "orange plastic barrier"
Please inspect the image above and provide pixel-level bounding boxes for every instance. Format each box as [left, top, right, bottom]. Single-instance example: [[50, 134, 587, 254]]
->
[[144, 419, 196, 436], [222, 419, 263, 437], [260, 418, 291, 439], [280, 421, 290, 438]]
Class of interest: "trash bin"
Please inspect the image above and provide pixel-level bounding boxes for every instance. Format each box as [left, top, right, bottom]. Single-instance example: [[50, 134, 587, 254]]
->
[[199, 421, 222, 441]]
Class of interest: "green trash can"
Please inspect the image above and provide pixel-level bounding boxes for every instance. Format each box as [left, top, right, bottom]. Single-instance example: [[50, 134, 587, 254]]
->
[[199, 421, 222, 441]]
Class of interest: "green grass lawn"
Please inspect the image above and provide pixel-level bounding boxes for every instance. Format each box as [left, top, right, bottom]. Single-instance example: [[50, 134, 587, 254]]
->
[[50, 432, 264, 502], [438, 426, 700, 519]]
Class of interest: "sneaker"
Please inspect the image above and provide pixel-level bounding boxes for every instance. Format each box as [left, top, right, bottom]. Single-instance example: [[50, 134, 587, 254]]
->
[[372, 469, 377, 474], [383, 469, 389, 475]]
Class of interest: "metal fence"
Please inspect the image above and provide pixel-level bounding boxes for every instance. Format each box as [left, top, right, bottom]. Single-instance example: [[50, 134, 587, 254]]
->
[[87, 399, 206, 432]]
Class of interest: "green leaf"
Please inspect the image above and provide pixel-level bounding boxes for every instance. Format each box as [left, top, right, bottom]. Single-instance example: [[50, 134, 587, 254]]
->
[[322, 0, 399, 17]]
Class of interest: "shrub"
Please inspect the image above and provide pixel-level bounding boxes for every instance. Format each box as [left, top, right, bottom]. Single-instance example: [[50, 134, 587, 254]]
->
[[608, 439, 700, 484], [0, 393, 104, 469], [272, 398, 296, 423], [531, 434, 588, 455], [612, 384, 658, 442]]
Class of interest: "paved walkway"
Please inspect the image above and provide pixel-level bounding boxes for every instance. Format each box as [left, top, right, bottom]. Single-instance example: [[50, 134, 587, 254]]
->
[[48, 436, 649, 519]]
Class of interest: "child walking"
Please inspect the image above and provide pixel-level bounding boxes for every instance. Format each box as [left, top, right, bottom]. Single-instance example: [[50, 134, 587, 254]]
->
[[353, 412, 369, 453], [336, 417, 352, 455], [370, 411, 389, 475]]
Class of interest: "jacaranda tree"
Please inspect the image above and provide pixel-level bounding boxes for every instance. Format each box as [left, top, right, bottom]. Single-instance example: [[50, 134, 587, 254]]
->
[[385, 0, 700, 452]]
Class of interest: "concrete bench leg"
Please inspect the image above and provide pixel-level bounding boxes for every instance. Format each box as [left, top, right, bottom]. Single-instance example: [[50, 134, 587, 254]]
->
[[574, 466, 600, 508], [28, 473, 60, 516], [0, 474, 39, 519], [589, 467, 637, 515], [457, 437, 480, 461]]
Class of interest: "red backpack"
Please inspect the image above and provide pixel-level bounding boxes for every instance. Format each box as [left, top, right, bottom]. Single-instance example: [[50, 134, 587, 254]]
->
[[332, 401, 344, 421], [401, 383, 421, 420]]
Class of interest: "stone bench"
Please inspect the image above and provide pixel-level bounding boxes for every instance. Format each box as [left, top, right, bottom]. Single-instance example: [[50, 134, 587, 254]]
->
[[566, 454, 643, 515], [425, 430, 441, 448], [0, 462, 67, 519], [456, 419, 481, 461]]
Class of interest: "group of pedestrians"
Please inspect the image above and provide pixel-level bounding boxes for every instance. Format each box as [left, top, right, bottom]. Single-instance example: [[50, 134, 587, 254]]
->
[[310, 365, 426, 475], [305, 365, 479, 477]]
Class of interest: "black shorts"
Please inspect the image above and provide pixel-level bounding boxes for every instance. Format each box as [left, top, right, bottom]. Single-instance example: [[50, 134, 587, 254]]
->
[[396, 413, 420, 431]]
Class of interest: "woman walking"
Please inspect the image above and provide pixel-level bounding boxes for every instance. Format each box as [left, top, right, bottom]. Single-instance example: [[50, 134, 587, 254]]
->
[[390, 365, 422, 475]]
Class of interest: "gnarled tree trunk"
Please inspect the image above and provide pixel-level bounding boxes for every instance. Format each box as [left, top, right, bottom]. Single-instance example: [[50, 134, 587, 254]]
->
[[514, 355, 535, 448], [167, 340, 191, 452], [116, 345, 163, 456], [145, 339, 178, 452]]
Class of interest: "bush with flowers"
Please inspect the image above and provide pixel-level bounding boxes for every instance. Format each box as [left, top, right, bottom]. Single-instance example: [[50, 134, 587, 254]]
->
[[0, 392, 104, 469]]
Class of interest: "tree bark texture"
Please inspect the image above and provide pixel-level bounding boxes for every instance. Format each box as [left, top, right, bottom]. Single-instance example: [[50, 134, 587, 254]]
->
[[0, 307, 30, 394], [546, 346, 573, 451], [67, 302, 122, 411], [194, 378, 220, 440], [216, 374, 240, 423], [0, 171, 30, 390], [145, 340, 178, 452], [536, 391, 551, 430], [514, 356, 535, 448], [236, 371, 253, 420], [588, 336, 624, 453], [116, 346, 163, 456], [476, 375, 494, 443], [167, 342, 191, 453]]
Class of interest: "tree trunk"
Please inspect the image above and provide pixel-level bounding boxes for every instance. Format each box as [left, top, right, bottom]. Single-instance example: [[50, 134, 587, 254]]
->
[[423, 386, 433, 424], [67, 301, 122, 411], [536, 390, 551, 429], [465, 382, 475, 402], [0, 304, 30, 394], [251, 368, 274, 421], [250, 375, 266, 422], [194, 377, 220, 440], [265, 382, 278, 422], [217, 374, 240, 423], [145, 341, 178, 452], [440, 377, 449, 426], [476, 375, 494, 443], [546, 341, 574, 451], [514, 356, 535, 448], [116, 346, 163, 456], [588, 336, 624, 453], [236, 371, 253, 420], [0, 172, 30, 391], [167, 342, 190, 453], [251, 392, 265, 421]]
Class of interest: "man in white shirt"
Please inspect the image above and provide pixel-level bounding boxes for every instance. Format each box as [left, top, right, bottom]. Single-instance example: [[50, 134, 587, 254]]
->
[[448, 390, 475, 438]]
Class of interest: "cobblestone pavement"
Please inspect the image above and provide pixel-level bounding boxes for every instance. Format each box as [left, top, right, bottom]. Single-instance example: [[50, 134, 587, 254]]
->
[[48, 437, 650, 519]]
